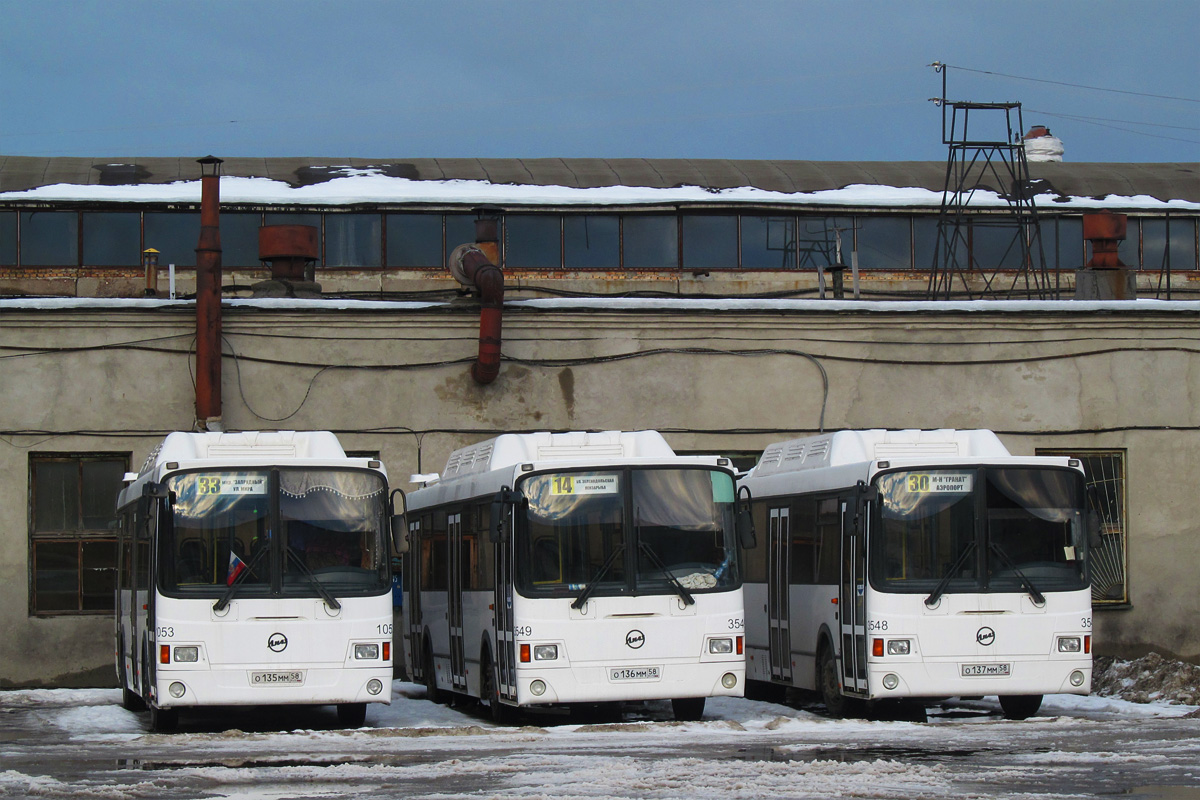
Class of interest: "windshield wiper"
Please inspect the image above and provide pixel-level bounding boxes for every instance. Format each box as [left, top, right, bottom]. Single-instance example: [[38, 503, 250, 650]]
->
[[988, 542, 1046, 605], [925, 541, 976, 607], [571, 545, 624, 610], [638, 541, 695, 606], [213, 543, 271, 612], [285, 546, 342, 611]]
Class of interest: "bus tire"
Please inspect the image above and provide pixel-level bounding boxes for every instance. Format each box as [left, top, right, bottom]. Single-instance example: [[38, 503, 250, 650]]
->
[[818, 644, 847, 718], [671, 697, 705, 721], [999, 694, 1042, 720], [424, 644, 444, 705], [482, 653, 517, 725], [337, 703, 367, 727], [149, 704, 178, 732]]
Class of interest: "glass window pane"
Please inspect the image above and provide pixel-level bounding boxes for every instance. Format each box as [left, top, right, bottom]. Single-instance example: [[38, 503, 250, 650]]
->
[[1142, 216, 1197, 272], [1056, 217, 1083, 271], [34, 541, 79, 612], [682, 215, 737, 270], [972, 219, 1027, 269], [0, 211, 16, 265], [623, 215, 677, 268], [144, 212, 199, 268], [222, 213, 263, 268], [564, 215, 619, 268], [505, 215, 561, 269], [35, 461, 78, 531], [81, 540, 118, 611], [81, 459, 126, 530], [325, 213, 381, 267], [82, 212, 140, 266], [914, 216, 940, 271], [741, 215, 796, 269], [386, 214, 442, 267], [796, 217, 851, 272], [265, 212, 322, 265], [20, 211, 77, 266], [445, 214, 477, 261], [857, 216, 911, 270]]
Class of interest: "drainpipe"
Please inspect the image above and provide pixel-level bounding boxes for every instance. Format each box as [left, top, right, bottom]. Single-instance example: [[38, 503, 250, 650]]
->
[[194, 156, 224, 430], [450, 216, 504, 384]]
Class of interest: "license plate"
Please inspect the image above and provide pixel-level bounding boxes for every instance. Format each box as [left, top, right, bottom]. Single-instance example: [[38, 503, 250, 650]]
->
[[250, 670, 305, 685], [961, 663, 1011, 677], [609, 666, 661, 681]]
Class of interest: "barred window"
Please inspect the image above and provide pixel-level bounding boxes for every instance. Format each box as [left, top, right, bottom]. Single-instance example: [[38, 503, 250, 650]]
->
[[29, 454, 129, 615]]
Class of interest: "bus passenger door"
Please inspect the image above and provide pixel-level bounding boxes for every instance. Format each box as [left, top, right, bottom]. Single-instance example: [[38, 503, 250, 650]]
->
[[447, 513, 467, 692], [493, 508, 517, 703], [839, 496, 868, 695], [768, 506, 792, 683], [407, 519, 425, 683]]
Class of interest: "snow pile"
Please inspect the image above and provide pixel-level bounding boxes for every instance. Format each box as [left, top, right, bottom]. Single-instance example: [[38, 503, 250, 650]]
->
[[1092, 653, 1200, 706]]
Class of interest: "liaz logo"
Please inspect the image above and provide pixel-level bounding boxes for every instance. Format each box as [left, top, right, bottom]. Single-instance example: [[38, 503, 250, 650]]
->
[[268, 633, 288, 652], [976, 627, 996, 647], [625, 630, 645, 649]]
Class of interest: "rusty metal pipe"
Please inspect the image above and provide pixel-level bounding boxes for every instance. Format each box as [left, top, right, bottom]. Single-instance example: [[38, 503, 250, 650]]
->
[[194, 158, 223, 428], [457, 247, 504, 384]]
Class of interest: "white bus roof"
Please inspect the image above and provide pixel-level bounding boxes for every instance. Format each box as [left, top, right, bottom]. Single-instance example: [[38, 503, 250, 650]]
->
[[437, 430, 678, 483], [139, 430, 349, 475], [749, 429, 1011, 479]]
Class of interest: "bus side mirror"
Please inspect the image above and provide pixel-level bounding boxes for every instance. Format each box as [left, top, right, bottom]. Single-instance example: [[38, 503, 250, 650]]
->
[[389, 488, 409, 554], [489, 486, 524, 543], [737, 509, 757, 549]]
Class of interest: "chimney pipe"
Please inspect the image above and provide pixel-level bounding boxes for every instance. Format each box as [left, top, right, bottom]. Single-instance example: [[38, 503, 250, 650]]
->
[[449, 214, 504, 384], [194, 156, 224, 430], [1075, 212, 1136, 300]]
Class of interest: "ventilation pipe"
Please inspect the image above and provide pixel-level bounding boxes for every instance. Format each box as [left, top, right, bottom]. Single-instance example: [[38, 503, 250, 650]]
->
[[449, 214, 504, 384], [1024, 125, 1064, 162], [1075, 212, 1136, 300], [253, 224, 321, 297], [194, 156, 224, 431]]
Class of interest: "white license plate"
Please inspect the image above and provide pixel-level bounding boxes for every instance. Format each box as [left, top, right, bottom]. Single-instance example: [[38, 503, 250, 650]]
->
[[250, 670, 305, 685], [609, 666, 661, 681], [961, 663, 1011, 677]]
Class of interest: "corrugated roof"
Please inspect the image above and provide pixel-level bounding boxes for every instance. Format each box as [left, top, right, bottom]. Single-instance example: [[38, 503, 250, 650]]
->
[[0, 156, 1196, 203]]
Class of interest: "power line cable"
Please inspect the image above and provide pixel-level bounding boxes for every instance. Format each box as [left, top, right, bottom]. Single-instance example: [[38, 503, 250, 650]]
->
[[944, 63, 1200, 104]]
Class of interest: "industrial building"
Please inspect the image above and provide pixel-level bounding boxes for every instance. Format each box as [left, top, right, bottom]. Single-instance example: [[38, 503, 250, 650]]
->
[[1, 154, 1198, 686]]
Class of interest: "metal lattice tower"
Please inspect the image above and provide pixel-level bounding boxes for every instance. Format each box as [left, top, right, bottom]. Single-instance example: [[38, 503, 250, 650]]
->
[[926, 63, 1057, 300]]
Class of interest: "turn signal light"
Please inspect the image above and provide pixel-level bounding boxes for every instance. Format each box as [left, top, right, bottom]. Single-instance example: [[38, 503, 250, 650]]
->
[[872, 638, 884, 658], [520, 643, 531, 663], [160, 645, 170, 664], [1085, 635, 1091, 654], [736, 636, 743, 655], [383, 642, 391, 661]]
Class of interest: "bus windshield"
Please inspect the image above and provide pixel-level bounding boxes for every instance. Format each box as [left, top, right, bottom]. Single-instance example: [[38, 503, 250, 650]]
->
[[163, 468, 389, 596], [870, 467, 1087, 595], [516, 468, 739, 599]]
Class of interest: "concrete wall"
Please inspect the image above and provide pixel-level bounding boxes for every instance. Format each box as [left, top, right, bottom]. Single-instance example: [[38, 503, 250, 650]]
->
[[2, 299, 1198, 686]]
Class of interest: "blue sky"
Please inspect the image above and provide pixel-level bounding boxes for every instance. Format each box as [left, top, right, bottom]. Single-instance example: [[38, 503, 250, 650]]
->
[[2, 0, 1197, 163]]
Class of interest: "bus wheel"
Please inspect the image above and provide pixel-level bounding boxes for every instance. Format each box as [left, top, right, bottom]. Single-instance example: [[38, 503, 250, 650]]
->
[[482, 655, 517, 725], [818, 645, 847, 718], [671, 697, 705, 721], [121, 685, 144, 712], [337, 703, 367, 727], [149, 705, 178, 732], [424, 645, 444, 705], [999, 694, 1042, 720]]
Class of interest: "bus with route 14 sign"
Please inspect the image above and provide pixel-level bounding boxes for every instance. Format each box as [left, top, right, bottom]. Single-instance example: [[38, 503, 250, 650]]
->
[[114, 431, 406, 731], [403, 430, 755, 722], [737, 429, 1094, 720]]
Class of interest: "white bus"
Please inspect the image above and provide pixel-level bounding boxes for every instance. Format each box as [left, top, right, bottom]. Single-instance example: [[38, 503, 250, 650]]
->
[[403, 430, 754, 722], [737, 429, 1094, 720], [115, 431, 405, 731]]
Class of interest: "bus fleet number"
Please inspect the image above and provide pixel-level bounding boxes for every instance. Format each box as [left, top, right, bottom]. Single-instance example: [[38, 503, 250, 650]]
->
[[377, 624, 392, 635], [1081, 616, 1092, 629], [867, 619, 888, 632], [156, 627, 174, 638], [727, 618, 745, 630]]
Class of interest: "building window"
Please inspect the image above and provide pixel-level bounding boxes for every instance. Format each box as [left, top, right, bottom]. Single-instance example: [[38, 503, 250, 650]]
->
[[326, 213, 382, 268], [143, 212, 199, 268], [386, 213, 443, 267], [29, 454, 129, 615], [1037, 449, 1128, 606], [505, 215, 561, 269], [564, 215, 619, 268], [682, 215, 737, 270], [796, 216, 852, 272], [623, 215, 677, 268], [445, 214, 478, 264], [222, 213, 264, 269], [0, 211, 16, 265], [81, 212, 141, 267], [741, 215, 796, 269], [1142, 216, 1197, 272], [19, 211, 78, 267], [856, 216, 912, 270]]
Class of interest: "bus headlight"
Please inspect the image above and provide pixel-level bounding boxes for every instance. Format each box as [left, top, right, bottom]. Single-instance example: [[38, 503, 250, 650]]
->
[[1070, 670, 1086, 687], [882, 673, 900, 690], [168, 682, 187, 698], [354, 643, 380, 660], [721, 672, 738, 689], [173, 646, 199, 663], [530, 680, 547, 696], [708, 638, 734, 654], [886, 639, 911, 656], [533, 645, 558, 661], [1057, 637, 1082, 653], [367, 679, 384, 695]]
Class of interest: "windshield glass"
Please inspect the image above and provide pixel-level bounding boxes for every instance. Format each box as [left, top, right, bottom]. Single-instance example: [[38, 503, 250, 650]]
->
[[164, 468, 388, 596], [516, 468, 739, 598], [870, 467, 1086, 594]]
